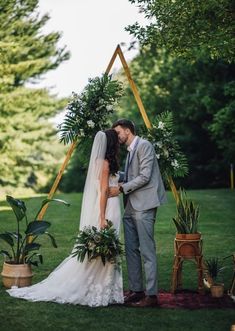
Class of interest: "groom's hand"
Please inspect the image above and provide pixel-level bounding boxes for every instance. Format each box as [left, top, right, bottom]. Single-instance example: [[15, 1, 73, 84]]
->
[[108, 186, 120, 197]]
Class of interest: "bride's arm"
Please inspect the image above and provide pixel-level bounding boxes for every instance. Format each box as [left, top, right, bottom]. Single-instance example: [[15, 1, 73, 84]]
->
[[99, 160, 110, 228]]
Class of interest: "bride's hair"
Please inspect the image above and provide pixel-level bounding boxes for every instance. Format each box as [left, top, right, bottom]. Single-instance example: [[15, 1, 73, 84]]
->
[[104, 129, 119, 175]]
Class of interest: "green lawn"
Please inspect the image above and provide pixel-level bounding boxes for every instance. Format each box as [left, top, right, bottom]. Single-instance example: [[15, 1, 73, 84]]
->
[[0, 189, 234, 331]]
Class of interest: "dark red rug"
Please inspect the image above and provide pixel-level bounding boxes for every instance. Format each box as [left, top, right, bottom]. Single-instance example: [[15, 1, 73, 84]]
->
[[158, 290, 235, 309], [124, 290, 235, 309]]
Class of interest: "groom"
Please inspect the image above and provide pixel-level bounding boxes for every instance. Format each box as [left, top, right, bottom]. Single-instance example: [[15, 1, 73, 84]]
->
[[110, 119, 167, 307]]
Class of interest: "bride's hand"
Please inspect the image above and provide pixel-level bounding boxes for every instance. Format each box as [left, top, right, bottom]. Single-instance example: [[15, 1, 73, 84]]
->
[[100, 218, 107, 229], [108, 187, 119, 197]]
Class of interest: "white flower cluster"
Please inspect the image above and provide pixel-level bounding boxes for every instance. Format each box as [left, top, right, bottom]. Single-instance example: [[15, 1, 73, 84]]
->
[[79, 129, 85, 137], [158, 121, 165, 130], [87, 120, 95, 128], [106, 105, 113, 111], [171, 159, 179, 168], [143, 112, 188, 178]]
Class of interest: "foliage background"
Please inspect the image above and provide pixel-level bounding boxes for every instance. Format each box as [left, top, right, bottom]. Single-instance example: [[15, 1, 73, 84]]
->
[[0, 0, 69, 194], [115, 48, 235, 189]]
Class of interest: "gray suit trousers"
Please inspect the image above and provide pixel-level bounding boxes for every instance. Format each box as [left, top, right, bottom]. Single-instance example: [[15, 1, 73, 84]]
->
[[123, 199, 158, 296]]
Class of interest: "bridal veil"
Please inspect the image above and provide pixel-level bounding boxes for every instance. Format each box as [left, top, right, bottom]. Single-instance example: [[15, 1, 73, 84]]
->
[[79, 131, 107, 230]]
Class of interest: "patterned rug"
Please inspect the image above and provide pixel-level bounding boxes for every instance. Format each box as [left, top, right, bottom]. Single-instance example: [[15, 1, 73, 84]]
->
[[157, 289, 235, 309]]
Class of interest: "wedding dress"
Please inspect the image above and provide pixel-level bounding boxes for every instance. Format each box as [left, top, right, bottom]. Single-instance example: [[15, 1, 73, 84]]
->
[[7, 132, 124, 307]]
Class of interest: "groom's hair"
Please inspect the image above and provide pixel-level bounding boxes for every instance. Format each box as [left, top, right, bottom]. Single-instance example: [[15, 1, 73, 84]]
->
[[112, 119, 136, 134]]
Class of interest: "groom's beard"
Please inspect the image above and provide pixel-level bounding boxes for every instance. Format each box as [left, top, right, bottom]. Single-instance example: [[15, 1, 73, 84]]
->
[[118, 137, 128, 145]]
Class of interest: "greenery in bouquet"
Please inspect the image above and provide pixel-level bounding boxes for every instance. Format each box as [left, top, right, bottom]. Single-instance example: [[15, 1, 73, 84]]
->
[[72, 220, 124, 268], [140, 111, 188, 180], [59, 74, 123, 144]]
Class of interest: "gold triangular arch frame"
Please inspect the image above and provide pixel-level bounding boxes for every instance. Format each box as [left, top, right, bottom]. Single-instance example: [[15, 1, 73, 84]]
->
[[38, 44, 177, 220]]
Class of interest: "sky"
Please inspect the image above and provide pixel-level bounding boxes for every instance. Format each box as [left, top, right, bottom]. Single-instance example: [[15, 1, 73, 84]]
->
[[37, 0, 147, 99]]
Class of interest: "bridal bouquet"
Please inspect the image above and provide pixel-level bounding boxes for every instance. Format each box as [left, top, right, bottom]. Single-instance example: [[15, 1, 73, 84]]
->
[[72, 220, 123, 267]]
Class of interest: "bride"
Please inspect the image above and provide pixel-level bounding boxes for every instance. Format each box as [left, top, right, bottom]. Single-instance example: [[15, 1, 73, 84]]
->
[[7, 130, 124, 307]]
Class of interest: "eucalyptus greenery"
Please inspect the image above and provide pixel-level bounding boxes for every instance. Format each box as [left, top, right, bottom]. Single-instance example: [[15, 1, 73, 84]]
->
[[141, 111, 188, 179], [59, 74, 123, 144], [72, 220, 123, 268], [172, 189, 200, 234], [0, 195, 70, 266]]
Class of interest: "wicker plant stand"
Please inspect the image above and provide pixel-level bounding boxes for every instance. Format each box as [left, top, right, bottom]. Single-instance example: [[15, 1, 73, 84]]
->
[[171, 233, 204, 294]]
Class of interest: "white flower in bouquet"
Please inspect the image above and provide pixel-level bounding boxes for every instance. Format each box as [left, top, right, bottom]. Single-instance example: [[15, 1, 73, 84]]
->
[[156, 141, 163, 148], [87, 120, 95, 128], [98, 99, 105, 105], [158, 121, 165, 130], [94, 234, 102, 243], [163, 149, 169, 158], [72, 220, 124, 267], [171, 159, 179, 168], [156, 154, 160, 159], [106, 105, 113, 111], [79, 129, 85, 137], [88, 242, 95, 249]]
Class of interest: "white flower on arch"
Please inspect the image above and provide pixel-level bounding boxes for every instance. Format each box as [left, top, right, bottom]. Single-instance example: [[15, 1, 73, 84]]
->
[[87, 120, 95, 128]]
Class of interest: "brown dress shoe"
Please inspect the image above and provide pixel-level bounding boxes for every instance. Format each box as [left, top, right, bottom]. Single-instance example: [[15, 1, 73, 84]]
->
[[129, 295, 159, 307], [124, 291, 145, 304]]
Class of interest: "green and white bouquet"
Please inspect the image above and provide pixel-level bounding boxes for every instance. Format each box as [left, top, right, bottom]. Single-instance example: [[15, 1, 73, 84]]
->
[[72, 220, 123, 268]]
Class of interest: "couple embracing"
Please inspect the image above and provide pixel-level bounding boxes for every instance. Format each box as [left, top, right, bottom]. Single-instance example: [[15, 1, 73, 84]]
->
[[7, 119, 167, 307]]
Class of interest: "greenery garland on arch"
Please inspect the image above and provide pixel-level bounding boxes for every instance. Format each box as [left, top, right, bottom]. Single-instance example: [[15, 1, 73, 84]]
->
[[59, 74, 123, 144], [140, 112, 188, 180], [59, 74, 188, 180]]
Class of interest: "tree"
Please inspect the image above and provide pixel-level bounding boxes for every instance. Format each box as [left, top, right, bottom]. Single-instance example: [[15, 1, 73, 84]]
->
[[117, 47, 235, 188], [127, 0, 235, 62], [0, 0, 70, 191], [59, 139, 92, 193]]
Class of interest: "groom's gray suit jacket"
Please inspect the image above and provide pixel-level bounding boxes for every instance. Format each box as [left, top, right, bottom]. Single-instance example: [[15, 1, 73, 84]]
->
[[122, 136, 167, 211]]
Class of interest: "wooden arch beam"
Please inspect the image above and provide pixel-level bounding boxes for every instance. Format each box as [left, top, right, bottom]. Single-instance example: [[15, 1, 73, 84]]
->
[[105, 45, 151, 129]]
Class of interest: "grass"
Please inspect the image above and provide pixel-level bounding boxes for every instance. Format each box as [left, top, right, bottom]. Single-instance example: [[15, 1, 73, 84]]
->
[[0, 189, 234, 331]]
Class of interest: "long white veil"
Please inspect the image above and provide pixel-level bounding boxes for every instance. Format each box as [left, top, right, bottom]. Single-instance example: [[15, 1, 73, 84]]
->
[[79, 131, 107, 230]]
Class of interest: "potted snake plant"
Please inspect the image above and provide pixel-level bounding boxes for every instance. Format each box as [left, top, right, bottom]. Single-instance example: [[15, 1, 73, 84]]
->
[[204, 257, 225, 298], [172, 188, 201, 257], [0, 195, 70, 288], [171, 189, 204, 293]]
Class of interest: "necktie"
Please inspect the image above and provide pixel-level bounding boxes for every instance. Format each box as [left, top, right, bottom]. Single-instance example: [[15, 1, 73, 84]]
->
[[124, 151, 130, 183]]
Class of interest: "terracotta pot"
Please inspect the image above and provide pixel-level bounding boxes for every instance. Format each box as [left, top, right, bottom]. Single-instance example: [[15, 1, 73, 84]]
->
[[210, 284, 224, 298], [1, 262, 33, 289], [174, 233, 202, 258], [175, 233, 201, 240]]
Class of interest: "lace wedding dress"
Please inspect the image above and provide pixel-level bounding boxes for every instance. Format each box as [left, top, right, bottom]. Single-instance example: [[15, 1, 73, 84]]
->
[[7, 132, 124, 307]]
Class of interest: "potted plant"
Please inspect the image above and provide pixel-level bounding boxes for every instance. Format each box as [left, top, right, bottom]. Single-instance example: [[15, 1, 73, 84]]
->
[[0, 195, 69, 288], [172, 188, 201, 257], [204, 257, 225, 298], [173, 188, 200, 235], [171, 189, 204, 293]]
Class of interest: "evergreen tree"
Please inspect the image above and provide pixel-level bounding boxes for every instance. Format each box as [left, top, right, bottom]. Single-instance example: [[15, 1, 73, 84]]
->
[[0, 0, 70, 191]]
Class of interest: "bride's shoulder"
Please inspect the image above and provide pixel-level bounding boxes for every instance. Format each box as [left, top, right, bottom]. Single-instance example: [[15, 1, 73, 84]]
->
[[103, 159, 109, 167]]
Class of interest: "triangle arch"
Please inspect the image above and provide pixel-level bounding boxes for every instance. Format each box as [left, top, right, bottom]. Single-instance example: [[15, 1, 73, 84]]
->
[[38, 44, 177, 219]]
